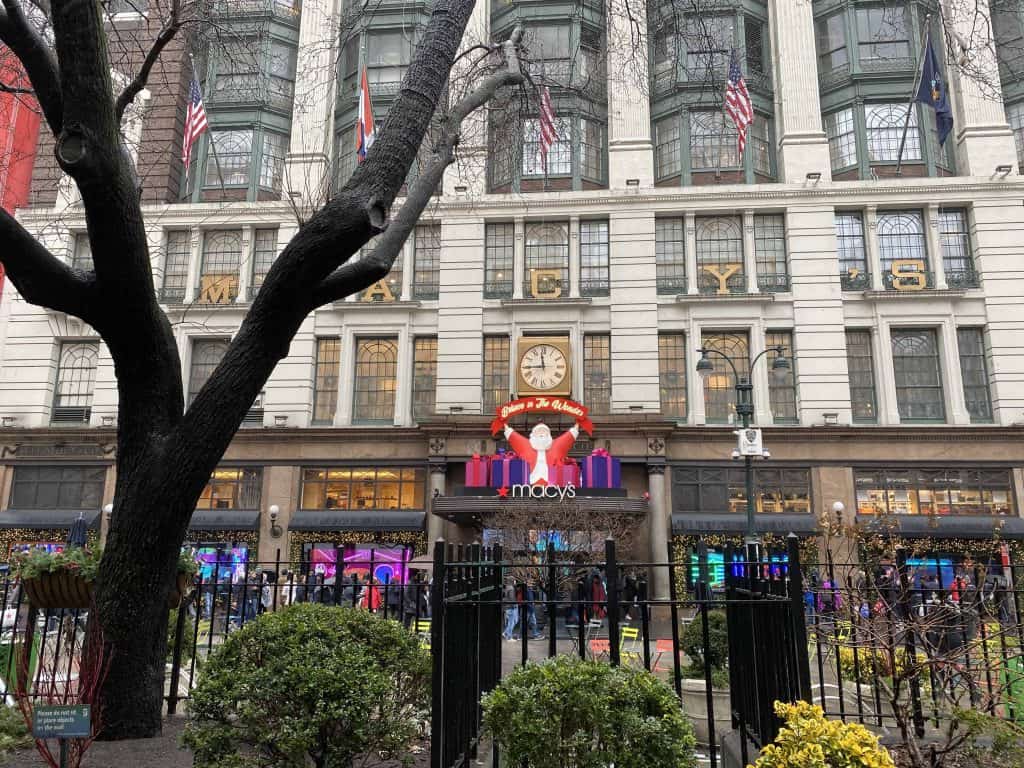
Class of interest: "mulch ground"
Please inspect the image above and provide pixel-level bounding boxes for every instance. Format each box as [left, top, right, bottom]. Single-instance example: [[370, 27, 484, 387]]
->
[[5, 718, 434, 768]]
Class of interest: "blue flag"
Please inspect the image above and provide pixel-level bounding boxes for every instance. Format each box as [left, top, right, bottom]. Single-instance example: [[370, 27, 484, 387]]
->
[[914, 31, 953, 146]]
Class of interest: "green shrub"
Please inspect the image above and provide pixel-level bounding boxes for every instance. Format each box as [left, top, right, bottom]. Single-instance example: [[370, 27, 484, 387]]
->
[[0, 704, 31, 755], [183, 604, 430, 768], [681, 610, 728, 671], [483, 655, 696, 768], [752, 700, 894, 768]]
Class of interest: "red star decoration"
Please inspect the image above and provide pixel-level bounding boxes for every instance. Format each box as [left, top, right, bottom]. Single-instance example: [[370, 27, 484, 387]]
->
[[496, 486, 509, 497]]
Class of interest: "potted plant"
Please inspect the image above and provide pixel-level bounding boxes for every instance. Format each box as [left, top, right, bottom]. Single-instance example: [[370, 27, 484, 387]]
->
[[679, 609, 731, 744], [11, 547, 101, 609], [169, 550, 199, 608]]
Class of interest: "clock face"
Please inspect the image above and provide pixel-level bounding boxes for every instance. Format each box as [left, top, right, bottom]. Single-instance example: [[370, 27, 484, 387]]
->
[[519, 344, 568, 391]]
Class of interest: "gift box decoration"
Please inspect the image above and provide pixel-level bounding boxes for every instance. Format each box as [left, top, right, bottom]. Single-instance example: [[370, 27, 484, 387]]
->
[[464, 453, 490, 487], [552, 457, 581, 487], [581, 448, 621, 489], [490, 450, 529, 487]]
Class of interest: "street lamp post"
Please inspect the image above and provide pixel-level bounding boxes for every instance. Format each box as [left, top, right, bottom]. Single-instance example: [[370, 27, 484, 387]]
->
[[696, 344, 790, 563]]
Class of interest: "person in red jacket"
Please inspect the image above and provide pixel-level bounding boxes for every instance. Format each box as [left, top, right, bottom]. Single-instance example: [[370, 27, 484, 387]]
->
[[503, 421, 579, 485]]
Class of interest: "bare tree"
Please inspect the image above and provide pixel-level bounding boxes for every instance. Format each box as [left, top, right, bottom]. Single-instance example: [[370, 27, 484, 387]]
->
[[0, 0, 532, 738]]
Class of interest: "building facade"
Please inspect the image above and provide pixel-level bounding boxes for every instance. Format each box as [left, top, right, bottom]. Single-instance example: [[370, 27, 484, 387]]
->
[[1, 0, 1024, 595]]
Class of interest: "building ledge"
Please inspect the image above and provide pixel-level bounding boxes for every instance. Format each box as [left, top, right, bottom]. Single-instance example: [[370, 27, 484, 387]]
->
[[861, 288, 966, 300], [333, 300, 424, 309], [500, 297, 593, 307], [675, 292, 776, 303]]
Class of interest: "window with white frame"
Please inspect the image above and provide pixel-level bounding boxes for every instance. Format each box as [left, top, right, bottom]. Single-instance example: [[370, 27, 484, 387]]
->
[[654, 115, 681, 179], [655, 218, 686, 294], [249, 228, 278, 299], [484, 223, 514, 298], [689, 111, 740, 170], [696, 216, 744, 294], [524, 222, 569, 298], [891, 329, 945, 422], [766, 330, 797, 423], [365, 30, 414, 92], [189, 338, 230, 405], [352, 338, 399, 423], [836, 213, 869, 288], [753, 214, 788, 291], [877, 211, 929, 289], [845, 329, 878, 422], [938, 209, 978, 288], [412, 336, 437, 420], [198, 230, 242, 304], [522, 117, 571, 176], [956, 328, 993, 423], [413, 224, 440, 300], [72, 234, 93, 272], [312, 337, 340, 425], [205, 130, 253, 187], [52, 342, 99, 424], [579, 220, 609, 297], [825, 108, 857, 170], [161, 230, 191, 302]]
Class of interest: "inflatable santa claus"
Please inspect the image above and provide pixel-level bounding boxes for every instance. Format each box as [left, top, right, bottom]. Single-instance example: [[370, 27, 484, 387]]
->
[[503, 421, 579, 486]]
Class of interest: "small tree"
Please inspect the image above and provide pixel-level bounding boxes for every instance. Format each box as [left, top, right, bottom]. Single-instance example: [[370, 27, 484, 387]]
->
[[183, 604, 430, 768]]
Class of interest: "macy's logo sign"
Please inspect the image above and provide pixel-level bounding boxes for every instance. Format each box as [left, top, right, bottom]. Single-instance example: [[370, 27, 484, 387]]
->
[[510, 484, 577, 500]]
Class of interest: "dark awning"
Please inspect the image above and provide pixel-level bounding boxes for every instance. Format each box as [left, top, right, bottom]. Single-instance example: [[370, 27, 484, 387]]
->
[[288, 511, 425, 532], [188, 509, 261, 531], [433, 495, 648, 523], [672, 513, 819, 536], [855, 514, 1024, 540], [0, 510, 101, 530]]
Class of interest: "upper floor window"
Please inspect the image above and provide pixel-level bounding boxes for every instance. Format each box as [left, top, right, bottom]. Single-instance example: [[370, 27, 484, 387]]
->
[[522, 117, 571, 177], [189, 339, 229, 405], [690, 111, 741, 170], [856, 6, 910, 65], [358, 238, 403, 302], [753, 214, 788, 292], [366, 30, 414, 94], [9, 466, 105, 510], [891, 329, 945, 422], [413, 224, 441, 300], [654, 116, 681, 179], [684, 14, 731, 78], [766, 331, 797, 423], [658, 332, 687, 419], [198, 230, 242, 304], [72, 234, 93, 272], [957, 328, 993, 424], [579, 220, 609, 297], [701, 331, 750, 423], [877, 211, 930, 290], [107, 0, 147, 15], [482, 336, 510, 413], [300, 467, 426, 510], [825, 108, 857, 170], [816, 13, 848, 73], [312, 337, 340, 425], [484, 223, 514, 299], [203, 129, 287, 196], [938, 209, 978, 288], [198, 468, 262, 510], [655, 218, 686, 294], [524, 24, 572, 82], [866, 103, 920, 162], [52, 342, 99, 425], [249, 228, 278, 299], [161, 230, 190, 303], [1006, 102, 1024, 169], [412, 336, 437, 421], [524, 223, 569, 299], [836, 213, 869, 289], [845, 329, 878, 423], [583, 334, 611, 415], [352, 338, 399, 423], [580, 118, 606, 183], [696, 217, 744, 295]]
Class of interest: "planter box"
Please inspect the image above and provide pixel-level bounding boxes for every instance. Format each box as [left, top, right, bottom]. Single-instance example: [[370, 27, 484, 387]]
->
[[22, 572, 93, 610], [678, 677, 730, 746]]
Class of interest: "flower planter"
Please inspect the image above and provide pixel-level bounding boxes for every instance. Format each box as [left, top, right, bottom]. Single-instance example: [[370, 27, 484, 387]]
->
[[679, 677, 731, 746], [167, 572, 193, 609], [22, 571, 93, 610]]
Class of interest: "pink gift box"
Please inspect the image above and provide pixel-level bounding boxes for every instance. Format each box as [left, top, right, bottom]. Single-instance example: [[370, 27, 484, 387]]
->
[[465, 454, 490, 487]]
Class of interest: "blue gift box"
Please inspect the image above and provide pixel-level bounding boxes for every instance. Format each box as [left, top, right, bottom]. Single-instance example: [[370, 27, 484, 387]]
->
[[581, 451, 622, 489], [489, 453, 529, 487]]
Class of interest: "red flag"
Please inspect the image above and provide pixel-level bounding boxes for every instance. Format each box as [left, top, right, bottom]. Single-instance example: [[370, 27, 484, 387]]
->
[[182, 75, 208, 172], [538, 86, 557, 172], [357, 68, 376, 163], [724, 50, 753, 155]]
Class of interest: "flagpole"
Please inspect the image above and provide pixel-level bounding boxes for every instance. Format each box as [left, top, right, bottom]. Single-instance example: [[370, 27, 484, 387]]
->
[[895, 17, 931, 177], [189, 53, 226, 194]]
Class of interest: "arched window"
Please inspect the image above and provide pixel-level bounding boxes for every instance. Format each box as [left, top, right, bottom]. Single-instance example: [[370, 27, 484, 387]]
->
[[198, 230, 243, 304], [696, 216, 744, 294], [189, 339, 230, 405], [353, 338, 399, 423], [524, 223, 569, 298], [865, 103, 920, 162], [877, 210, 928, 286], [700, 331, 750, 423], [53, 342, 99, 423]]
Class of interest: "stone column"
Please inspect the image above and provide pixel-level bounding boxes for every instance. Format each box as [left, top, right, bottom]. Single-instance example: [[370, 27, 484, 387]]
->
[[606, 0, 654, 188], [743, 210, 758, 294], [684, 213, 698, 295], [427, 458, 448, 545], [864, 207, 883, 290], [768, 0, 832, 182], [647, 459, 670, 600]]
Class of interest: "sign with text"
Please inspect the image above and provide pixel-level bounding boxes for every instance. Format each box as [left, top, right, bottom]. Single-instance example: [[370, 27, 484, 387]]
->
[[33, 705, 91, 739], [489, 396, 594, 435]]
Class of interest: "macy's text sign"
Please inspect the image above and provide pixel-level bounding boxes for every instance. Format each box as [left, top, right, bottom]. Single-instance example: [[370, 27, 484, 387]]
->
[[510, 483, 577, 500]]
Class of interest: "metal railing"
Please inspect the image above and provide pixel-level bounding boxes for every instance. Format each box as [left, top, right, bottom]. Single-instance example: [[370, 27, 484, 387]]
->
[[945, 267, 980, 289], [840, 269, 871, 291], [656, 276, 688, 295], [697, 272, 747, 295], [757, 273, 790, 293], [413, 283, 439, 301], [579, 278, 610, 297], [884, 269, 935, 291], [211, 0, 301, 22], [483, 281, 513, 300]]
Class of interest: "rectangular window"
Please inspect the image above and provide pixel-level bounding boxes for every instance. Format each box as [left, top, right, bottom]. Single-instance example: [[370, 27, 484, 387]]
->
[[583, 334, 611, 415], [877, 211, 929, 289], [856, 6, 910, 63], [301, 467, 426, 510], [524, 222, 569, 299], [658, 332, 687, 418], [754, 214, 789, 292], [366, 30, 414, 91], [312, 337, 340, 425], [690, 111, 740, 170], [891, 329, 945, 422], [205, 130, 253, 187], [684, 14, 732, 77], [701, 331, 750, 423], [268, 41, 297, 110], [580, 119, 605, 182], [198, 230, 242, 304], [654, 116, 681, 178], [655, 218, 686, 294], [744, 16, 766, 76], [9, 466, 106, 510], [412, 336, 438, 420], [825, 108, 857, 170], [845, 330, 878, 422], [259, 132, 288, 191], [189, 339, 229, 405], [957, 328, 993, 423], [696, 216, 744, 294], [482, 336, 510, 413], [488, 113, 515, 190], [249, 228, 278, 299], [766, 331, 797, 423], [672, 466, 811, 515], [52, 342, 99, 424], [413, 224, 441, 300], [334, 125, 357, 190], [353, 338, 399, 423], [938, 209, 978, 288], [579, 220, 610, 297], [750, 117, 771, 176], [865, 103, 920, 162], [816, 13, 848, 72], [71, 234, 93, 271], [855, 468, 1014, 517], [523, 117, 571, 176], [197, 468, 262, 510], [836, 213, 869, 289], [484, 223, 514, 298], [1006, 102, 1024, 168], [161, 230, 190, 302]]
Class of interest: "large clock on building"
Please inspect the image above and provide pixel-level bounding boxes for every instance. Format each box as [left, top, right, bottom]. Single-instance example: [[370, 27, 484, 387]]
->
[[517, 337, 572, 396]]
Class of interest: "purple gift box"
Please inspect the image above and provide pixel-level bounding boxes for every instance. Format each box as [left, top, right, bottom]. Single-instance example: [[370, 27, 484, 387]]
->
[[581, 449, 621, 489], [465, 454, 490, 487], [489, 451, 529, 487]]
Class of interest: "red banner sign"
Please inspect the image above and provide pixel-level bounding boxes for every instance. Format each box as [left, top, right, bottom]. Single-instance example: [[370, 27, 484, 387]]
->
[[490, 397, 594, 436]]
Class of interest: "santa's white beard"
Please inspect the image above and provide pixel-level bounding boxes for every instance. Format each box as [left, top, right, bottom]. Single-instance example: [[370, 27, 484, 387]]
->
[[529, 433, 553, 483], [530, 434, 552, 451]]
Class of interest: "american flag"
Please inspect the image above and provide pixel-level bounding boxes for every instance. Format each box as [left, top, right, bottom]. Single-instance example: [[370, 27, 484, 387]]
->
[[182, 75, 208, 173], [538, 86, 557, 172], [724, 50, 753, 155]]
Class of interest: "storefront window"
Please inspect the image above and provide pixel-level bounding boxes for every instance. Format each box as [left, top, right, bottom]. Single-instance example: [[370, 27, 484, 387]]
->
[[303, 542, 412, 583], [196, 468, 262, 509], [855, 468, 1014, 516], [300, 467, 426, 510], [672, 466, 811, 514]]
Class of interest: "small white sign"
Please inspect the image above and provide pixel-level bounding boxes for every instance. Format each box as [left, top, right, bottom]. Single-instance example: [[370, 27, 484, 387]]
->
[[736, 428, 763, 456]]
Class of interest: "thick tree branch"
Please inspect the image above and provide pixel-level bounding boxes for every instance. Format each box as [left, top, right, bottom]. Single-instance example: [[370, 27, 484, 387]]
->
[[0, 209, 98, 321], [0, 0, 63, 133], [114, 0, 182, 124], [311, 27, 526, 307]]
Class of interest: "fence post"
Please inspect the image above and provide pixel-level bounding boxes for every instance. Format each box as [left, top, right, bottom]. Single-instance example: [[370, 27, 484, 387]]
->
[[429, 538, 446, 768], [167, 590, 191, 715], [666, 536, 683, 699], [786, 534, 812, 702], [606, 538, 620, 666], [895, 547, 926, 738], [547, 542, 557, 658]]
